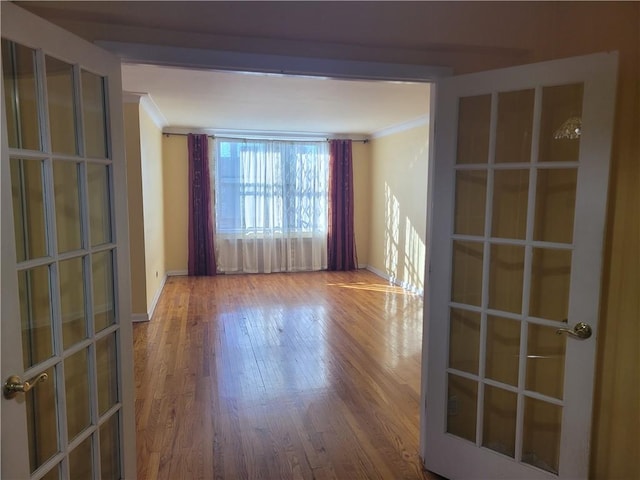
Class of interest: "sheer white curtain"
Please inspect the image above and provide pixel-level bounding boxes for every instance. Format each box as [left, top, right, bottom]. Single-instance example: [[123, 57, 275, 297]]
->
[[214, 138, 329, 273]]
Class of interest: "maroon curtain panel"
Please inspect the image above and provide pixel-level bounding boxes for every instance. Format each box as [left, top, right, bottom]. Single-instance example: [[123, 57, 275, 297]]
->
[[187, 134, 216, 276], [328, 139, 358, 270]]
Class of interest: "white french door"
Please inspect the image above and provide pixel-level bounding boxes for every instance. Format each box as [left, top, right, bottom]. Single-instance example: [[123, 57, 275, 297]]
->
[[421, 53, 617, 479], [1, 4, 135, 479]]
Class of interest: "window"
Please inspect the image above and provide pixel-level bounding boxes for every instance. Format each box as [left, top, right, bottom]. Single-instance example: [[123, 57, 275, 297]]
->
[[214, 138, 329, 237]]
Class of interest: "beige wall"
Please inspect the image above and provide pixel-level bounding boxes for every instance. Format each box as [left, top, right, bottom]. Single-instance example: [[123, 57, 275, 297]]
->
[[352, 141, 371, 266], [138, 105, 166, 314], [123, 102, 147, 316], [368, 125, 430, 293], [162, 134, 190, 272]]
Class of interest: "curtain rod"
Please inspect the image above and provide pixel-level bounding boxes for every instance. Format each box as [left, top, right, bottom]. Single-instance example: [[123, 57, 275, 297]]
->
[[163, 132, 369, 143]]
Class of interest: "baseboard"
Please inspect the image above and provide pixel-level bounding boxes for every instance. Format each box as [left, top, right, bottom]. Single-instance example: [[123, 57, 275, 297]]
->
[[365, 265, 424, 296], [166, 270, 188, 276], [147, 273, 168, 321], [366, 265, 392, 282], [131, 313, 149, 323]]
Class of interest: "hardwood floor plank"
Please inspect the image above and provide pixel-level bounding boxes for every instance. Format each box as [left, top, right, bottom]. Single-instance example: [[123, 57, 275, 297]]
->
[[134, 270, 442, 479]]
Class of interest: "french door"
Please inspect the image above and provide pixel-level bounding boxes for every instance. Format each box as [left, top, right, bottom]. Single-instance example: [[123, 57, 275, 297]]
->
[[1, 3, 135, 479], [422, 53, 617, 479]]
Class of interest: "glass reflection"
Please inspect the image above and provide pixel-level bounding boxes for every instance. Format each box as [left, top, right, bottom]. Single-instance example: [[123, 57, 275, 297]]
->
[[11, 158, 47, 262], [81, 70, 108, 158], [451, 241, 484, 307], [488, 244, 524, 314], [65, 349, 91, 440], [492, 170, 529, 240], [100, 414, 121, 480], [522, 397, 562, 474], [87, 164, 112, 246], [449, 308, 480, 374], [526, 323, 566, 399], [18, 266, 53, 368], [482, 386, 517, 457], [533, 169, 577, 244], [2, 39, 41, 150], [457, 95, 491, 164], [46, 55, 77, 155], [538, 83, 584, 163], [447, 374, 478, 442], [485, 315, 520, 386], [53, 161, 82, 253], [495, 89, 534, 164], [529, 248, 572, 321], [93, 250, 116, 332], [26, 366, 58, 472], [455, 170, 487, 236], [97, 333, 119, 414], [60, 257, 87, 349]]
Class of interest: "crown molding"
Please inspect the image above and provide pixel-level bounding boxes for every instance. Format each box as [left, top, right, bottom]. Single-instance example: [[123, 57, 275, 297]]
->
[[371, 115, 430, 139], [122, 91, 167, 129]]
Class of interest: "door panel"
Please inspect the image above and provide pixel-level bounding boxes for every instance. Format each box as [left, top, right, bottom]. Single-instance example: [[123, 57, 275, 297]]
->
[[1, 3, 135, 479], [422, 53, 617, 479]]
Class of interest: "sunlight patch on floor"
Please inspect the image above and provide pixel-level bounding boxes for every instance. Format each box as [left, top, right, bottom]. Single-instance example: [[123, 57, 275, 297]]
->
[[326, 281, 416, 295]]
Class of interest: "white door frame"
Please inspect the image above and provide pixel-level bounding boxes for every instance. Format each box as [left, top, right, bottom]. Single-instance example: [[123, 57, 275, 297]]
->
[[1, 3, 136, 478]]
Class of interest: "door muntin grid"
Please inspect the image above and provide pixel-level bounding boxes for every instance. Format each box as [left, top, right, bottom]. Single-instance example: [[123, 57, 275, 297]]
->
[[3, 38, 122, 480], [446, 84, 583, 475]]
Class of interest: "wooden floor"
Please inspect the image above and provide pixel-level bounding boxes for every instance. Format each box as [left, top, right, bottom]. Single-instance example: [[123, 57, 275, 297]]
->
[[133, 270, 441, 480]]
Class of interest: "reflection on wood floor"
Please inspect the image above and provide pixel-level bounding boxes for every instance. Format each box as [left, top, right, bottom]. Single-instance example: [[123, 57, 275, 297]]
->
[[133, 270, 440, 479]]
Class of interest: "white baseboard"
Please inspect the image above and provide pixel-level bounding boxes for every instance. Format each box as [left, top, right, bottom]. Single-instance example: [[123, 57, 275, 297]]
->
[[146, 273, 168, 321], [166, 270, 188, 276], [366, 265, 392, 282], [365, 265, 424, 296], [131, 313, 149, 323]]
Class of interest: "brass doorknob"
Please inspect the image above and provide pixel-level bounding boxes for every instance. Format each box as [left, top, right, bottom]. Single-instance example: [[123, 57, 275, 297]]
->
[[555, 322, 592, 340], [3, 373, 48, 399]]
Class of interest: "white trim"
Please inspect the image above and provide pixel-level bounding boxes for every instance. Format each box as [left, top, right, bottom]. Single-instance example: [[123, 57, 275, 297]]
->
[[146, 273, 168, 321], [366, 265, 424, 296], [370, 114, 430, 139], [122, 92, 142, 104], [122, 91, 167, 128], [163, 126, 369, 142], [131, 313, 149, 323], [167, 270, 188, 276], [97, 41, 452, 82]]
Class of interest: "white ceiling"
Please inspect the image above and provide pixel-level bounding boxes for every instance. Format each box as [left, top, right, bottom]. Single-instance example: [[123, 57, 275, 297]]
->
[[121, 63, 430, 136]]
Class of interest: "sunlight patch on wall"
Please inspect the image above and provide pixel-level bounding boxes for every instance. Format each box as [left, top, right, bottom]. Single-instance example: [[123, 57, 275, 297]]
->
[[403, 218, 425, 293], [384, 182, 400, 283]]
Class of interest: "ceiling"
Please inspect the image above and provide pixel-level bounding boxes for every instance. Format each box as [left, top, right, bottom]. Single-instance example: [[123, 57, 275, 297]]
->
[[13, 1, 442, 136], [121, 64, 430, 136]]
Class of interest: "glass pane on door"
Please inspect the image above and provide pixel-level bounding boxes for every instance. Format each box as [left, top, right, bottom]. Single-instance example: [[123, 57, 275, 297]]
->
[[53, 161, 83, 253], [18, 266, 53, 368], [45, 56, 78, 155], [446, 82, 585, 471], [68, 436, 93, 479], [10, 158, 48, 262], [81, 70, 108, 159], [26, 366, 58, 472], [1, 39, 41, 151]]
